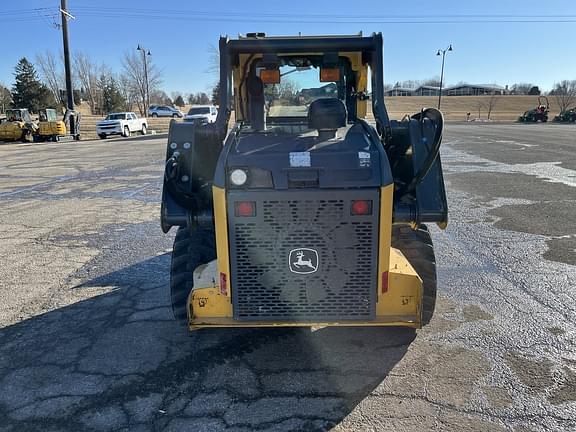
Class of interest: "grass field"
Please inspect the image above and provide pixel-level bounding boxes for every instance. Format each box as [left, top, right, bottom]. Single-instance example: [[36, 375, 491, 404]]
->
[[384, 95, 563, 122], [49, 95, 576, 139]]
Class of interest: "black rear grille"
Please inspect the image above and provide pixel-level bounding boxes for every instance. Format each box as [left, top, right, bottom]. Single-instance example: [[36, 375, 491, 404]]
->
[[228, 190, 379, 321]]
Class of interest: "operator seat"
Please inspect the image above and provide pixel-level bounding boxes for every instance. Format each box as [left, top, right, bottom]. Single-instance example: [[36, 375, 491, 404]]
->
[[308, 98, 347, 141]]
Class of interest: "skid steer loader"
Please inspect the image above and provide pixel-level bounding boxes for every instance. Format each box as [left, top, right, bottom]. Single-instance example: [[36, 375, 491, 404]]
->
[[161, 33, 448, 330]]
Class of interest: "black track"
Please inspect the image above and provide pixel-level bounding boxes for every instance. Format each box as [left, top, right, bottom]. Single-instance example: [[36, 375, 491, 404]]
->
[[170, 227, 216, 323]]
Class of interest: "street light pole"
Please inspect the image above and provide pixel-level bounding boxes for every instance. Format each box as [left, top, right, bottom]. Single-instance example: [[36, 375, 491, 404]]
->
[[137, 45, 151, 116], [436, 44, 453, 110]]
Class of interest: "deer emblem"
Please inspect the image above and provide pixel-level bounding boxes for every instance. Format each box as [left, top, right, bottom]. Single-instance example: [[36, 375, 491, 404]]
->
[[289, 248, 319, 274]]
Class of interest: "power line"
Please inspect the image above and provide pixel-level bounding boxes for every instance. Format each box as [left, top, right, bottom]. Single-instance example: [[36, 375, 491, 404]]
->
[[0, 7, 51, 16], [3, 8, 576, 24], [69, 7, 576, 19]]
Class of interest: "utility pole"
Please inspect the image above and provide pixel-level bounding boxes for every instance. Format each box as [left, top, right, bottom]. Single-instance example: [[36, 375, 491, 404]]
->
[[137, 45, 151, 116], [61, 0, 74, 111], [436, 44, 453, 110], [60, 0, 78, 137]]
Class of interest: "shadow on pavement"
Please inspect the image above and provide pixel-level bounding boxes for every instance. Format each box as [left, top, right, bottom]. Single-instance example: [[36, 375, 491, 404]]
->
[[0, 254, 415, 432]]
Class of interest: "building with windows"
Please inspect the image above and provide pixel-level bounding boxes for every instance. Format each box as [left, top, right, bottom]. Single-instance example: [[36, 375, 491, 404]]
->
[[299, 83, 337, 99], [384, 83, 508, 97], [413, 85, 441, 96], [444, 84, 507, 96], [385, 87, 414, 97]]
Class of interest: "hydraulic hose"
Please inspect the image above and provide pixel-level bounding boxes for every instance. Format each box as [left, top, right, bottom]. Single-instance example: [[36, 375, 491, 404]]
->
[[402, 107, 444, 194], [164, 153, 200, 210]]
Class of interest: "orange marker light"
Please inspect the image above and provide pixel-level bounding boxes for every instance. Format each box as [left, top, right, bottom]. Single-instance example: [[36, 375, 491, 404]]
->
[[320, 68, 340, 82], [260, 69, 280, 84]]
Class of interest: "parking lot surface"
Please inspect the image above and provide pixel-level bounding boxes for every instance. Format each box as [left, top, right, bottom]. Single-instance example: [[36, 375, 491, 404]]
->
[[0, 124, 575, 431]]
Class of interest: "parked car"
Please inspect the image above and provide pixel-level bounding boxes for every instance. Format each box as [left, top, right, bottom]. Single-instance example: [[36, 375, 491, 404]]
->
[[96, 112, 148, 139], [148, 105, 183, 118], [183, 105, 218, 123]]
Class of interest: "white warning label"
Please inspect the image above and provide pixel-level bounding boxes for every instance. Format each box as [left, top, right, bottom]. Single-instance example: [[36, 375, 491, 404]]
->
[[289, 152, 311, 167]]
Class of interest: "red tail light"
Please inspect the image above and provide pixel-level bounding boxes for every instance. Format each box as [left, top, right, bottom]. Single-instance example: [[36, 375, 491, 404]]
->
[[381, 271, 389, 293], [220, 272, 228, 295], [235, 201, 256, 217], [351, 200, 372, 215]]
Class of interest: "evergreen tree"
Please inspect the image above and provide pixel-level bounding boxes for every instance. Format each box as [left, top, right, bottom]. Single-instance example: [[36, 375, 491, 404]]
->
[[528, 86, 541, 96], [174, 95, 185, 107], [11, 58, 55, 112], [99, 75, 125, 113], [211, 82, 220, 105]]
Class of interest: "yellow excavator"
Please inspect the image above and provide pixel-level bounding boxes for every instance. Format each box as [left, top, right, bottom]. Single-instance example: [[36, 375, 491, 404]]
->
[[36, 108, 81, 142], [0, 109, 38, 142]]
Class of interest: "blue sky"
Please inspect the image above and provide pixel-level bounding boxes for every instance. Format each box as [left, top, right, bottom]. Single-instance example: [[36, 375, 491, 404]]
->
[[1, 0, 575, 95]]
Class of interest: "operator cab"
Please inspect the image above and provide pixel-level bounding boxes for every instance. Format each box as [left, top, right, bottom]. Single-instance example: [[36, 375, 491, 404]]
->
[[241, 55, 362, 133], [226, 53, 382, 190]]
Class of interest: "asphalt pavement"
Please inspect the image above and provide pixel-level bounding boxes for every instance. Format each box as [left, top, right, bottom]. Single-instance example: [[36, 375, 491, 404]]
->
[[0, 124, 574, 431]]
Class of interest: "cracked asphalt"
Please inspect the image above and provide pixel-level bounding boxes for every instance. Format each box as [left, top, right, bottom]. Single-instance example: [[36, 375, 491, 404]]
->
[[0, 124, 575, 431]]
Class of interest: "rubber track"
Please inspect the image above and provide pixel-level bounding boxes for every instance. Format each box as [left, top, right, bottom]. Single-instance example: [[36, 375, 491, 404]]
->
[[170, 227, 216, 323]]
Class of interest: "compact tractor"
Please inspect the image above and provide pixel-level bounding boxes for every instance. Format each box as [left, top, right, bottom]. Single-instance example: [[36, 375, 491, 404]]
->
[[0, 109, 38, 142], [37, 108, 81, 142], [518, 96, 549, 122], [553, 108, 576, 123], [161, 33, 448, 330]]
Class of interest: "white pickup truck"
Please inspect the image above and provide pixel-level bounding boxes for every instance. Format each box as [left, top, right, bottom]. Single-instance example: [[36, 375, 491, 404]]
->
[[184, 105, 218, 124], [96, 112, 147, 139]]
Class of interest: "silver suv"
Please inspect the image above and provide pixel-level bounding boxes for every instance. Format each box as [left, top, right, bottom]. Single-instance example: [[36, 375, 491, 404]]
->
[[148, 105, 183, 118]]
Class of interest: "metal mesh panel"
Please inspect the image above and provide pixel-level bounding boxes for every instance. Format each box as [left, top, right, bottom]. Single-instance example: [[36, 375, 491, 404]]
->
[[229, 191, 378, 321]]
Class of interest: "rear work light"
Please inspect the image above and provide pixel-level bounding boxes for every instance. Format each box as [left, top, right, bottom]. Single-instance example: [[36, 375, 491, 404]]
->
[[351, 200, 372, 216], [234, 201, 256, 217]]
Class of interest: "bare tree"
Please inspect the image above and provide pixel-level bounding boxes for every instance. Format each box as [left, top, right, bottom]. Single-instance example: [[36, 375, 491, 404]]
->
[[552, 80, 576, 113], [121, 51, 162, 116], [188, 92, 210, 105], [150, 89, 172, 106], [0, 83, 12, 114], [206, 44, 219, 75], [278, 79, 298, 99], [484, 91, 500, 120], [36, 51, 65, 106], [422, 77, 441, 87], [73, 52, 100, 114], [118, 74, 138, 112], [510, 83, 533, 95], [399, 80, 421, 89]]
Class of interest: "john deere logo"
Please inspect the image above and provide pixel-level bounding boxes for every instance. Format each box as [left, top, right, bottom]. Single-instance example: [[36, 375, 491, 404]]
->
[[289, 248, 319, 274]]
